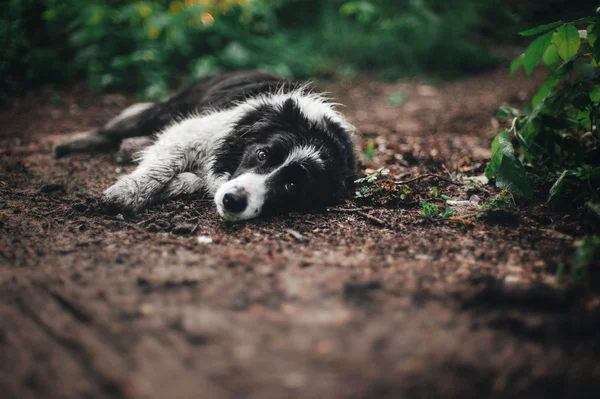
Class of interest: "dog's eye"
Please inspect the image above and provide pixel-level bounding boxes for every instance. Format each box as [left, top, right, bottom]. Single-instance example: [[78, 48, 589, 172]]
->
[[256, 149, 268, 162], [285, 182, 297, 193]]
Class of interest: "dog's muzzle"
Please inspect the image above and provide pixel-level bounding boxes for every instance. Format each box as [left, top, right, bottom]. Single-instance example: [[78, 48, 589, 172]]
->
[[215, 172, 268, 221]]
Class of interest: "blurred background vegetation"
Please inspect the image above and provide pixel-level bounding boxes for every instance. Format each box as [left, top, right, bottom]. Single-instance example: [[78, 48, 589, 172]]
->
[[0, 0, 596, 102]]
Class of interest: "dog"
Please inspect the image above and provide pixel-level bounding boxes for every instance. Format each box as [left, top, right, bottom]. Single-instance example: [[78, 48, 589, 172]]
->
[[54, 71, 357, 221]]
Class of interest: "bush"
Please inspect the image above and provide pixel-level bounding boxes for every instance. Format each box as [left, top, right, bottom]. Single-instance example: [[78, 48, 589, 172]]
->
[[1, 0, 511, 100], [485, 13, 600, 204], [0, 0, 79, 101], [485, 11, 600, 286]]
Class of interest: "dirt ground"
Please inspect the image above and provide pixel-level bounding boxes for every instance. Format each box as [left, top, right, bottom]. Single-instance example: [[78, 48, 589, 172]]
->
[[1, 66, 600, 399]]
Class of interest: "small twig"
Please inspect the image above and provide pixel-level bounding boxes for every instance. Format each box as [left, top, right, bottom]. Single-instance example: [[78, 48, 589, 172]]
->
[[395, 173, 463, 186], [328, 206, 374, 213], [357, 211, 386, 226], [442, 164, 454, 179]]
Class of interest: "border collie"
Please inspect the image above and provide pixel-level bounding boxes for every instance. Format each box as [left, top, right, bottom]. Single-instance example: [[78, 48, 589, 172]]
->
[[54, 71, 357, 221]]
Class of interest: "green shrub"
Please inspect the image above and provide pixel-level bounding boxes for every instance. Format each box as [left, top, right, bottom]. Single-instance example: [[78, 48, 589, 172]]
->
[[486, 13, 600, 203], [485, 12, 600, 286], [0, 0, 512, 100], [2, 0, 590, 100], [0, 0, 79, 101]]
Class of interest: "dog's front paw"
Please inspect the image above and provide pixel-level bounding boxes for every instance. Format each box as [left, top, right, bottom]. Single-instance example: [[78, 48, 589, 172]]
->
[[102, 177, 147, 213]]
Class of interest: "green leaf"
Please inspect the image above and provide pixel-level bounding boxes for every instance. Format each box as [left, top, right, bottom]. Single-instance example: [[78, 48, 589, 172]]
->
[[497, 106, 519, 119], [542, 41, 561, 66], [529, 61, 569, 108], [577, 109, 592, 130], [496, 130, 516, 158], [485, 130, 508, 180], [442, 207, 455, 218], [420, 201, 440, 219], [532, 80, 554, 107], [587, 24, 597, 47], [523, 32, 553, 75], [572, 17, 599, 25], [555, 24, 581, 60], [496, 156, 532, 199], [486, 130, 532, 198], [547, 170, 567, 203], [519, 21, 564, 37], [509, 55, 524, 76], [589, 86, 600, 102]]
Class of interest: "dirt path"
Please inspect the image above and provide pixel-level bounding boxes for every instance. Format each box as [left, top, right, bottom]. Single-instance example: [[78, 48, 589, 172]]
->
[[1, 67, 600, 399]]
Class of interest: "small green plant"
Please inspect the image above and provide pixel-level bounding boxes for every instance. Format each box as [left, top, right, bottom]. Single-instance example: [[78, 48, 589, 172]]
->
[[354, 167, 390, 198], [355, 167, 390, 185], [364, 141, 376, 162], [481, 191, 514, 211], [420, 200, 440, 219], [442, 206, 455, 218], [486, 13, 600, 201], [420, 201, 455, 219]]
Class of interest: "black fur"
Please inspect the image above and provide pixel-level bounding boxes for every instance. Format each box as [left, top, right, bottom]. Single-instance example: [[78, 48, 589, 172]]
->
[[57, 70, 357, 217], [213, 97, 356, 212], [55, 71, 295, 157]]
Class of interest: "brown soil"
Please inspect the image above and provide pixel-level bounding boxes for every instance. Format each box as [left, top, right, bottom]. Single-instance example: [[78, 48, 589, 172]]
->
[[1, 67, 600, 399]]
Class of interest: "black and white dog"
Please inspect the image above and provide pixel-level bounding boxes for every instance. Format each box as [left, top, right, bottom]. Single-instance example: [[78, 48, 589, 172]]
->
[[55, 71, 357, 221]]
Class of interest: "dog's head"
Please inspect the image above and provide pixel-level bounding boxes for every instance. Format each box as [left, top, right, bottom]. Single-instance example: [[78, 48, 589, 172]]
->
[[213, 94, 356, 222]]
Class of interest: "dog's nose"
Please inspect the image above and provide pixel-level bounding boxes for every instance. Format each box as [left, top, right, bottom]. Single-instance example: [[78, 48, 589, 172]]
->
[[222, 192, 248, 213]]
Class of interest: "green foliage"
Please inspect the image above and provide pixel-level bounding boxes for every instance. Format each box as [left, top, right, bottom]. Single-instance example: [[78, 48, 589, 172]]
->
[[485, 130, 532, 198], [419, 201, 454, 219], [487, 13, 600, 201], [420, 201, 440, 219], [442, 206, 455, 218], [481, 192, 514, 211], [354, 167, 390, 185], [67, 0, 284, 98], [354, 167, 389, 198], [0, 0, 79, 101], [1, 0, 510, 99]]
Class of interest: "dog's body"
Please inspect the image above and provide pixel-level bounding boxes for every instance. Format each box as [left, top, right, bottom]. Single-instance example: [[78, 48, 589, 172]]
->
[[55, 71, 357, 221]]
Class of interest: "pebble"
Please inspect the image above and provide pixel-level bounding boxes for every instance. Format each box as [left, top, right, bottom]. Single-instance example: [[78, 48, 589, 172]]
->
[[197, 235, 213, 244]]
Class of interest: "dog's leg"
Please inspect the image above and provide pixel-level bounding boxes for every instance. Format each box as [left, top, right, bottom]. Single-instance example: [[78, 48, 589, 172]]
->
[[53, 102, 154, 158], [102, 124, 207, 212], [161, 172, 205, 199], [53, 130, 119, 158], [116, 136, 155, 164], [102, 105, 241, 213]]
